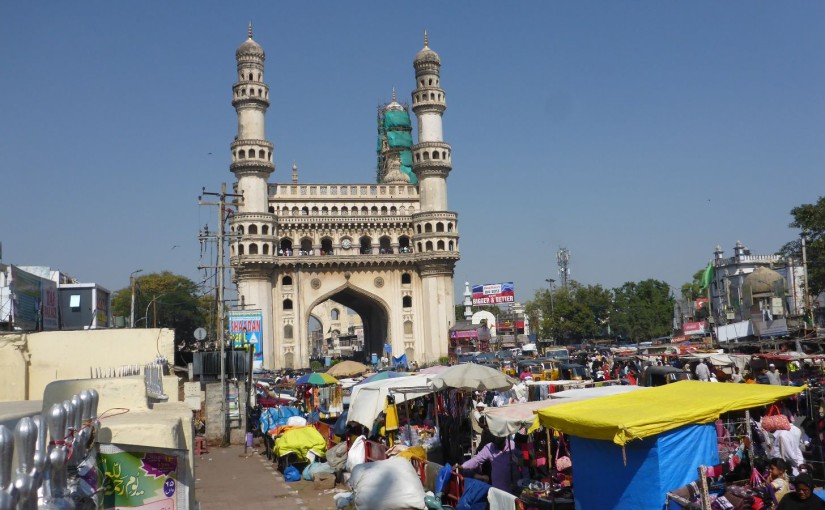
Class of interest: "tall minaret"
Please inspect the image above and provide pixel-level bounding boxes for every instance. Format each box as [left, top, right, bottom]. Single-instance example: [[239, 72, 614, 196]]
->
[[231, 22, 274, 211], [411, 32, 459, 362], [229, 23, 277, 369]]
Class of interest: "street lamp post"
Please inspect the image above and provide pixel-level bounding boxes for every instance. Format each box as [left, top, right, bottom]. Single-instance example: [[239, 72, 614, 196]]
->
[[544, 278, 555, 315], [801, 231, 814, 326], [130, 269, 143, 328]]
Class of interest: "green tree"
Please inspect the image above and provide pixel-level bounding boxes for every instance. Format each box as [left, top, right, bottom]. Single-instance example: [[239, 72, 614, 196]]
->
[[778, 196, 825, 297], [681, 269, 705, 301], [525, 281, 613, 343], [111, 271, 205, 350], [611, 279, 674, 342]]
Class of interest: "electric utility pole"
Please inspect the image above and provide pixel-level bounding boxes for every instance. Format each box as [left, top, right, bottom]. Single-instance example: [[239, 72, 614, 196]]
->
[[199, 183, 243, 444]]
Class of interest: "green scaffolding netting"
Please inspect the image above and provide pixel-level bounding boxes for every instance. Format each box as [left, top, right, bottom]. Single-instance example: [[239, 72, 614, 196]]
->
[[400, 151, 413, 166], [383, 110, 412, 130], [387, 130, 412, 148], [401, 163, 417, 184]]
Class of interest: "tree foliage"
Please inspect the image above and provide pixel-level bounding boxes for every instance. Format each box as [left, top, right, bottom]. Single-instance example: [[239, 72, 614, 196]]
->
[[681, 269, 705, 301], [526, 281, 612, 342], [778, 196, 825, 297], [111, 271, 205, 349], [611, 279, 674, 342], [526, 279, 674, 344]]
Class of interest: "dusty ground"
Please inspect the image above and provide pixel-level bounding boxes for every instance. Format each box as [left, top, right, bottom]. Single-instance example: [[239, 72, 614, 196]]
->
[[194, 443, 347, 510]]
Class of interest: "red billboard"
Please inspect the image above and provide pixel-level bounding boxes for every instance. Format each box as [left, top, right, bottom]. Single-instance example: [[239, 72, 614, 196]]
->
[[683, 321, 706, 336]]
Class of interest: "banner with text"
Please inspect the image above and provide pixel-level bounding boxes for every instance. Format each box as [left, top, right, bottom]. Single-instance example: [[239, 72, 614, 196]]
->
[[228, 310, 263, 368], [472, 282, 515, 305], [99, 449, 180, 510], [683, 321, 707, 336]]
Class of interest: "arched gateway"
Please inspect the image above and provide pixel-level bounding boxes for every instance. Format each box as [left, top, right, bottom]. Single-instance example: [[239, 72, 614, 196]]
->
[[227, 26, 459, 369]]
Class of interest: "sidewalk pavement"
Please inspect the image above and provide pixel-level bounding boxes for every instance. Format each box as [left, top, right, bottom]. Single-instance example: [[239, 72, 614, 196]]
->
[[194, 443, 343, 510]]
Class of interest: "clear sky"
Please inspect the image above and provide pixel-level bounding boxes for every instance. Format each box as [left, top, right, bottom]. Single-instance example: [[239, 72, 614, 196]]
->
[[1, 2, 823, 304]]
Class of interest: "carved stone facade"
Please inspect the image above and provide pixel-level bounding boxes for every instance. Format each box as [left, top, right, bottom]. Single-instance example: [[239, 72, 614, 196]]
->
[[227, 28, 458, 369]]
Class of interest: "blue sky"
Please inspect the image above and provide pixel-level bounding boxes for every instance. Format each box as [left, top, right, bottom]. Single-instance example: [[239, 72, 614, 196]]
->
[[1, 2, 823, 304]]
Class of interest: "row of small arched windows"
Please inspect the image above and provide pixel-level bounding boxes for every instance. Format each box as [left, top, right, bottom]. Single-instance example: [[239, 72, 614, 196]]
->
[[239, 72, 263, 82], [272, 205, 415, 217], [416, 222, 453, 234], [233, 224, 270, 235], [235, 87, 268, 99], [232, 235, 454, 257], [232, 149, 272, 161], [415, 149, 449, 162], [414, 92, 443, 103], [416, 240, 455, 252], [419, 78, 439, 87]]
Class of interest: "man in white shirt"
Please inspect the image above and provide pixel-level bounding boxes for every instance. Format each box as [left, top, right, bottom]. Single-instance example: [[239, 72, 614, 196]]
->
[[766, 364, 782, 385], [695, 360, 711, 381], [771, 425, 805, 476]]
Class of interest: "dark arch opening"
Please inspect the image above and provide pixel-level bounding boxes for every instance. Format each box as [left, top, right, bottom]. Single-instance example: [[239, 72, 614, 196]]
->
[[308, 287, 390, 365]]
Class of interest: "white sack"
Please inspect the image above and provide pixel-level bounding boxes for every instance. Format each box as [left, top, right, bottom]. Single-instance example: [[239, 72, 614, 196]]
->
[[349, 457, 425, 510], [346, 435, 367, 473], [286, 416, 307, 427]]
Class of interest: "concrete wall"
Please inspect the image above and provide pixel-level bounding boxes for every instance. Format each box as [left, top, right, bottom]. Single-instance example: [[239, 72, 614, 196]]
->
[[204, 381, 247, 445], [0, 328, 175, 402]]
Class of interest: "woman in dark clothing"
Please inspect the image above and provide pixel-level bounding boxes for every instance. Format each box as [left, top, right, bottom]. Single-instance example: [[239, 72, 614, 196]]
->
[[777, 474, 825, 509]]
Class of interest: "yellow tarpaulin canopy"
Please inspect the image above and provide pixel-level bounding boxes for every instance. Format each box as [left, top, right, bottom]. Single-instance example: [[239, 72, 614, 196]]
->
[[536, 380, 803, 446]]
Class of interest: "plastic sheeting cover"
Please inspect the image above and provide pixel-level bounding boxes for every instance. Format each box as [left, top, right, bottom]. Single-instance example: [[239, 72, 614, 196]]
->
[[387, 131, 413, 148], [383, 110, 411, 129], [536, 380, 803, 445]]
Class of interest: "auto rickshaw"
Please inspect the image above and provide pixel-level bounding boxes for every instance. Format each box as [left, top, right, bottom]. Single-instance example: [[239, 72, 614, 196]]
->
[[517, 361, 546, 381], [539, 359, 560, 381], [558, 363, 588, 381], [501, 360, 517, 378]]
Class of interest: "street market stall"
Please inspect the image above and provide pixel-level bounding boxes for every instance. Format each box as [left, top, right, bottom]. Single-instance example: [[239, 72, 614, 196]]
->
[[295, 372, 344, 419], [347, 374, 434, 429], [536, 380, 804, 510]]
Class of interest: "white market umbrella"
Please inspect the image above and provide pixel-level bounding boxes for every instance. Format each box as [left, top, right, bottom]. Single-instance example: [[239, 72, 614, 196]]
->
[[431, 363, 518, 392], [347, 374, 435, 429]]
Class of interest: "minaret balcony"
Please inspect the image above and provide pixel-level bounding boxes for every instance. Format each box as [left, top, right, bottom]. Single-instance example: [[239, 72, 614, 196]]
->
[[233, 81, 270, 101], [231, 139, 274, 165], [412, 142, 451, 166], [411, 98, 446, 115], [232, 96, 270, 109], [230, 160, 274, 176], [412, 160, 451, 178]]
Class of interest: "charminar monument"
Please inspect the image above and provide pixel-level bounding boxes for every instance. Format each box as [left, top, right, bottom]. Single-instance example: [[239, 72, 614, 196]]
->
[[228, 25, 459, 369]]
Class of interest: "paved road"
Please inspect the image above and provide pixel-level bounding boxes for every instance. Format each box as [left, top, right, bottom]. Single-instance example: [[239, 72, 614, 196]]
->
[[194, 443, 341, 510]]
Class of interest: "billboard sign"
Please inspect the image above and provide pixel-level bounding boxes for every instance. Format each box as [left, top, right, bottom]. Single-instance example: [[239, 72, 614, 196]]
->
[[472, 282, 515, 306], [683, 321, 706, 336], [228, 310, 263, 368], [10, 265, 42, 331], [41, 280, 59, 330]]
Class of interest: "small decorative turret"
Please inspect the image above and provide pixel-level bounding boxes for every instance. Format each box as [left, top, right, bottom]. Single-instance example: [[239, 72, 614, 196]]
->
[[463, 282, 473, 320], [292, 161, 298, 184]]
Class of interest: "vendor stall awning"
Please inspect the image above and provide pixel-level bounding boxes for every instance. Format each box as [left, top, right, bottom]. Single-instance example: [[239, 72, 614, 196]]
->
[[536, 380, 803, 446], [483, 385, 647, 437]]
